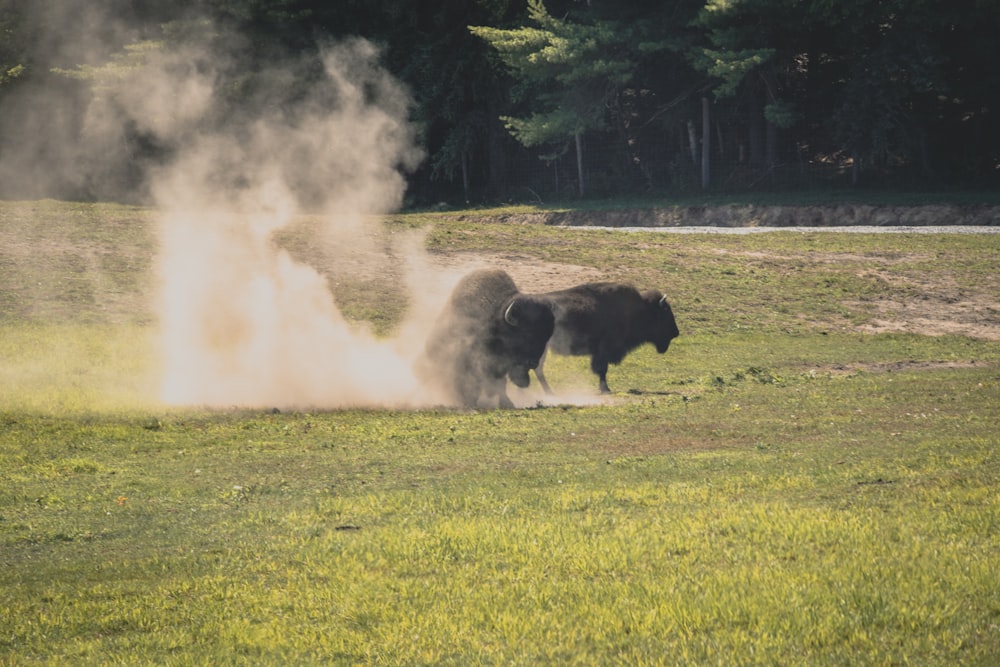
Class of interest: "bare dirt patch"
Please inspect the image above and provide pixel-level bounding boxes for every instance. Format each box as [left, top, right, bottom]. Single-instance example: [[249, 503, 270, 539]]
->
[[423, 250, 603, 294], [806, 360, 988, 376], [858, 311, 1000, 340], [279, 221, 602, 295], [702, 243, 999, 341], [849, 268, 1000, 341]]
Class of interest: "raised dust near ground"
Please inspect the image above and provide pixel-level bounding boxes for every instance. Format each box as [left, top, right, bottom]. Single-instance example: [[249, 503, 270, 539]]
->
[[5, 12, 486, 409], [144, 38, 462, 409]]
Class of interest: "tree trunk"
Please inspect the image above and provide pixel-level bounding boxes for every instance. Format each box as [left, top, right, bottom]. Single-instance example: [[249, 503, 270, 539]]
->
[[749, 88, 764, 167], [701, 97, 710, 189], [918, 126, 933, 178], [613, 90, 635, 174], [766, 119, 778, 168], [461, 150, 469, 203], [575, 132, 585, 197], [687, 120, 698, 164], [486, 98, 508, 200]]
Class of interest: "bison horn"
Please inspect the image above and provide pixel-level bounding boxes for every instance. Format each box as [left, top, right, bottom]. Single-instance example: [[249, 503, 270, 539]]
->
[[504, 300, 520, 326], [659, 294, 669, 308]]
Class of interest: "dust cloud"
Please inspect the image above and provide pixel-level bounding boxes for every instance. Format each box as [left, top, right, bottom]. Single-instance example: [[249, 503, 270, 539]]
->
[[1, 7, 475, 409], [146, 38, 452, 409], [0, 10, 572, 410]]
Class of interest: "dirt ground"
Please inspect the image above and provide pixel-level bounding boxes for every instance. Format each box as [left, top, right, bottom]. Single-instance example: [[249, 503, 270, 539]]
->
[[423, 251, 605, 293], [849, 268, 1000, 341]]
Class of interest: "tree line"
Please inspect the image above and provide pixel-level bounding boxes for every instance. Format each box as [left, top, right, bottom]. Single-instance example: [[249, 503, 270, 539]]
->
[[1, 0, 998, 205]]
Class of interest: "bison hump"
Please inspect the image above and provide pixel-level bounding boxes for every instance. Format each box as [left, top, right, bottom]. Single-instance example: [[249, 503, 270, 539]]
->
[[449, 269, 520, 316]]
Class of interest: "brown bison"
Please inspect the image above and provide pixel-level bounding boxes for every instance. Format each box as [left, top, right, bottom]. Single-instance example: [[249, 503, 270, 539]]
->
[[534, 282, 679, 394], [416, 269, 554, 408]]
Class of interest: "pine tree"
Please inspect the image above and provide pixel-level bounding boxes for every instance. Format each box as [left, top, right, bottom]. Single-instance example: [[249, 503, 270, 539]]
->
[[470, 0, 641, 196]]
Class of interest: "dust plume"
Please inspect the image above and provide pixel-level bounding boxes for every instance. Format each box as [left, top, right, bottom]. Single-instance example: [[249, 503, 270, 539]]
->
[[143, 37, 453, 409], [0, 10, 552, 410], [20, 14, 462, 409]]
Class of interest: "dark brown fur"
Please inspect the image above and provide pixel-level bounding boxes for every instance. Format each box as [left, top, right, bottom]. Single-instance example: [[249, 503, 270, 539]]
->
[[417, 269, 554, 408], [535, 282, 679, 394]]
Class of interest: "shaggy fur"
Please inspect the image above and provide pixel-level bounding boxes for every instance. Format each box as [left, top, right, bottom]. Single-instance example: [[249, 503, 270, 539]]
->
[[534, 282, 679, 394], [417, 269, 554, 408]]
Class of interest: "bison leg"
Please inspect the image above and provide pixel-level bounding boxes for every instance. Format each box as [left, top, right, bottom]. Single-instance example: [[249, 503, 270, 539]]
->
[[498, 390, 515, 409], [533, 348, 554, 395], [453, 368, 489, 408], [486, 376, 516, 409], [591, 356, 612, 394], [508, 365, 531, 388]]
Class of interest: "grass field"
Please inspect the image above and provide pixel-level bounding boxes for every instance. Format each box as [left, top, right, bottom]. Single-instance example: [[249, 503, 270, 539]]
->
[[1, 199, 998, 665]]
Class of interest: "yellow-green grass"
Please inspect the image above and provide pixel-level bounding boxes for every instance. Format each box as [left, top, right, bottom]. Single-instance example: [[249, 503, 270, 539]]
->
[[2, 360, 997, 664], [0, 323, 159, 414], [1, 200, 998, 665]]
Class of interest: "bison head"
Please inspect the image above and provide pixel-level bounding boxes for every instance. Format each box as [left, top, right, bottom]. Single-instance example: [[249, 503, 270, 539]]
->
[[500, 296, 554, 385], [642, 290, 680, 353]]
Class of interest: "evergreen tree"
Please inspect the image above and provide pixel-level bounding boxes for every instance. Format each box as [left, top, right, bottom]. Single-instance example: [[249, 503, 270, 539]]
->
[[471, 0, 652, 196]]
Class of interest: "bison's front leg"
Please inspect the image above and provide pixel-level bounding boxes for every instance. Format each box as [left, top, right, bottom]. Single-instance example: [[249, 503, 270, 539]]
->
[[591, 355, 612, 394], [497, 391, 515, 409], [483, 374, 515, 409]]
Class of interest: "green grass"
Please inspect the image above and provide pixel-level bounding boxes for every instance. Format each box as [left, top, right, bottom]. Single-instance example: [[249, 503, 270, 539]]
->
[[0, 323, 159, 413], [1, 200, 998, 665]]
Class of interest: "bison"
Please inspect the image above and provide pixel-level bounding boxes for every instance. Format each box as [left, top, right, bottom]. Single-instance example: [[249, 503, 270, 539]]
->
[[533, 282, 679, 394], [416, 268, 554, 408]]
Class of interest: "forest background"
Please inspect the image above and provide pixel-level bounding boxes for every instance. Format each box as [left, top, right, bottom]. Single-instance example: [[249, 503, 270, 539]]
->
[[0, 0, 998, 206]]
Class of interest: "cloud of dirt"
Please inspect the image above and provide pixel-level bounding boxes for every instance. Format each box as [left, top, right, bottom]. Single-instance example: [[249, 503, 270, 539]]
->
[[1, 10, 566, 410], [0, 3, 125, 199], [0, 8, 463, 409], [139, 36, 459, 409]]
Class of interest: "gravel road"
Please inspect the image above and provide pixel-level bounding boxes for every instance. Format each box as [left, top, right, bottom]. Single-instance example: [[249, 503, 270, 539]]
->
[[566, 225, 1000, 234]]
